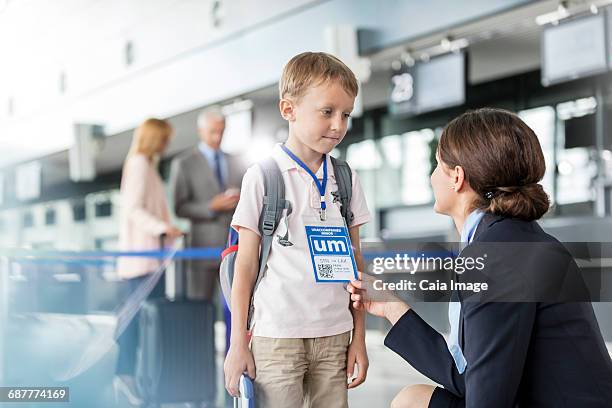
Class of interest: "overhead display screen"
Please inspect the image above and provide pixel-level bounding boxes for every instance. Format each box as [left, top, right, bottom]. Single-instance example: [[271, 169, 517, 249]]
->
[[542, 13, 607, 86], [390, 52, 465, 116]]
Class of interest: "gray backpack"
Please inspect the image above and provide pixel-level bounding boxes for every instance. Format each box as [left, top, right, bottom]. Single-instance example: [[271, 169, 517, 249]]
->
[[219, 156, 354, 329]]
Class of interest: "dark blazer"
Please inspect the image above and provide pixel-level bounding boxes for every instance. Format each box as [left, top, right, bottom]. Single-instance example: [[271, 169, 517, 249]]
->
[[169, 147, 246, 247], [384, 214, 612, 407]]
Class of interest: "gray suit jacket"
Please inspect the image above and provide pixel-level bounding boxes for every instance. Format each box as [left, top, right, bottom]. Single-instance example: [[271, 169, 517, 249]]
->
[[170, 147, 245, 248]]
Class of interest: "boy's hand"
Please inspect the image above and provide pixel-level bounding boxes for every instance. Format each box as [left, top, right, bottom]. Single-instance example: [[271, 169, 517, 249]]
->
[[347, 337, 368, 389], [224, 344, 256, 397]]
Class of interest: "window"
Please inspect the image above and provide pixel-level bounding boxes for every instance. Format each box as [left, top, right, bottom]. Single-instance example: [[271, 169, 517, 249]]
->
[[22, 212, 34, 228], [375, 135, 403, 208], [347, 130, 436, 209], [346, 140, 382, 171], [95, 201, 112, 217], [44, 208, 56, 225], [401, 129, 435, 205], [556, 98, 598, 205], [72, 202, 86, 222], [556, 148, 596, 204], [346, 139, 383, 238], [519, 106, 556, 202]]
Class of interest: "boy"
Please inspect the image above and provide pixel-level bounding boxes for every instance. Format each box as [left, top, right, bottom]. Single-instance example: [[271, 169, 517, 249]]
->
[[224, 52, 371, 408]]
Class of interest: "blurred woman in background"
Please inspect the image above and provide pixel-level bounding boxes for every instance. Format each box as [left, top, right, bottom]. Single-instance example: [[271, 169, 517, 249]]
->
[[115, 118, 182, 405]]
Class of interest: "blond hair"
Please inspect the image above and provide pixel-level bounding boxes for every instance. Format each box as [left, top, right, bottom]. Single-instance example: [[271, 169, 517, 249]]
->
[[279, 52, 359, 101], [127, 118, 173, 160]]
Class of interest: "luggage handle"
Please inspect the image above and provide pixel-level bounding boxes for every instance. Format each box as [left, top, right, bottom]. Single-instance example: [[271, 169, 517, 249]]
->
[[159, 232, 188, 301], [233, 374, 255, 407]]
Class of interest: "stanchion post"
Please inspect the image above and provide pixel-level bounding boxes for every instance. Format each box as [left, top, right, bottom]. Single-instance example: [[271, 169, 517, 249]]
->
[[0, 255, 10, 384]]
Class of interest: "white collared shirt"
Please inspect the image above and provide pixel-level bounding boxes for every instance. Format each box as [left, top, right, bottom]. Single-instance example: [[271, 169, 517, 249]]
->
[[447, 209, 485, 374], [198, 142, 228, 187], [231, 144, 371, 338]]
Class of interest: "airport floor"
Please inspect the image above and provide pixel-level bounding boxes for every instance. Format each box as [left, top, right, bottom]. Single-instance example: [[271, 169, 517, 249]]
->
[[144, 323, 438, 408], [209, 324, 436, 408], [129, 322, 612, 408], [3, 314, 611, 408], [113, 322, 437, 408], [116, 322, 612, 408]]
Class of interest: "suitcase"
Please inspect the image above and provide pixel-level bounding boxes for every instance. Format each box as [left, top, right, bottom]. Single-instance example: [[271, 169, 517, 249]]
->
[[135, 234, 217, 406]]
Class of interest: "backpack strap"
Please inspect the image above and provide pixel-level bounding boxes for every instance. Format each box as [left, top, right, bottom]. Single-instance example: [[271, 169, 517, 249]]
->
[[330, 156, 354, 227], [258, 157, 286, 240], [246, 157, 289, 329]]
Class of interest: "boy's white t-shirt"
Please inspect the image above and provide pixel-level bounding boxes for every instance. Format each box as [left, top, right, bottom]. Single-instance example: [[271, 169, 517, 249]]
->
[[231, 144, 371, 338]]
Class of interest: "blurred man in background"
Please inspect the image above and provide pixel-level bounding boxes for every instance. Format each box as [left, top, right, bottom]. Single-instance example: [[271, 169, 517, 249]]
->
[[170, 107, 246, 301]]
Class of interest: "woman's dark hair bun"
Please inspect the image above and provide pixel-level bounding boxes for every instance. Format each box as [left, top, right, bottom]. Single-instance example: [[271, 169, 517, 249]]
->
[[488, 183, 550, 221]]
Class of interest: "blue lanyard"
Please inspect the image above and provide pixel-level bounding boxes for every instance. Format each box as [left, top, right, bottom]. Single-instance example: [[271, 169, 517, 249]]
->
[[281, 144, 328, 220]]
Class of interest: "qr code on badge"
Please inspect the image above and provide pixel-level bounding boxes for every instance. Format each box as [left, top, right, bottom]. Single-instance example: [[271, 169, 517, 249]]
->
[[317, 264, 334, 279]]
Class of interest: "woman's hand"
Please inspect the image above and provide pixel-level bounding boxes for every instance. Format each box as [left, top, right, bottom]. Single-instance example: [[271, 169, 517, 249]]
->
[[347, 336, 369, 389], [164, 225, 184, 239], [224, 343, 256, 397], [347, 272, 411, 325]]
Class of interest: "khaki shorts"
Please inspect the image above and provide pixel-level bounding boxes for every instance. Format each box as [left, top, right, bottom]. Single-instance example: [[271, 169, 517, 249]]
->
[[251, 331, 351, 408]]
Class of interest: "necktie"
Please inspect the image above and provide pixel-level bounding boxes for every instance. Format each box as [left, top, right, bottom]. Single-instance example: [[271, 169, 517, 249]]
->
[[213, 150, 225, 190]]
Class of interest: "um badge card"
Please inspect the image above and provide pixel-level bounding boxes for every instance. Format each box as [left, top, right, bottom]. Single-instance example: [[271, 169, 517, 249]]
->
[[305, 222, 358, 283]]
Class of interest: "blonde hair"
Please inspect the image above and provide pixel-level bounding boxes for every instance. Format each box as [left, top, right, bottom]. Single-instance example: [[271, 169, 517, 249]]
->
[[279, 52, 359, 101], [127, 118, 173, 160]]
